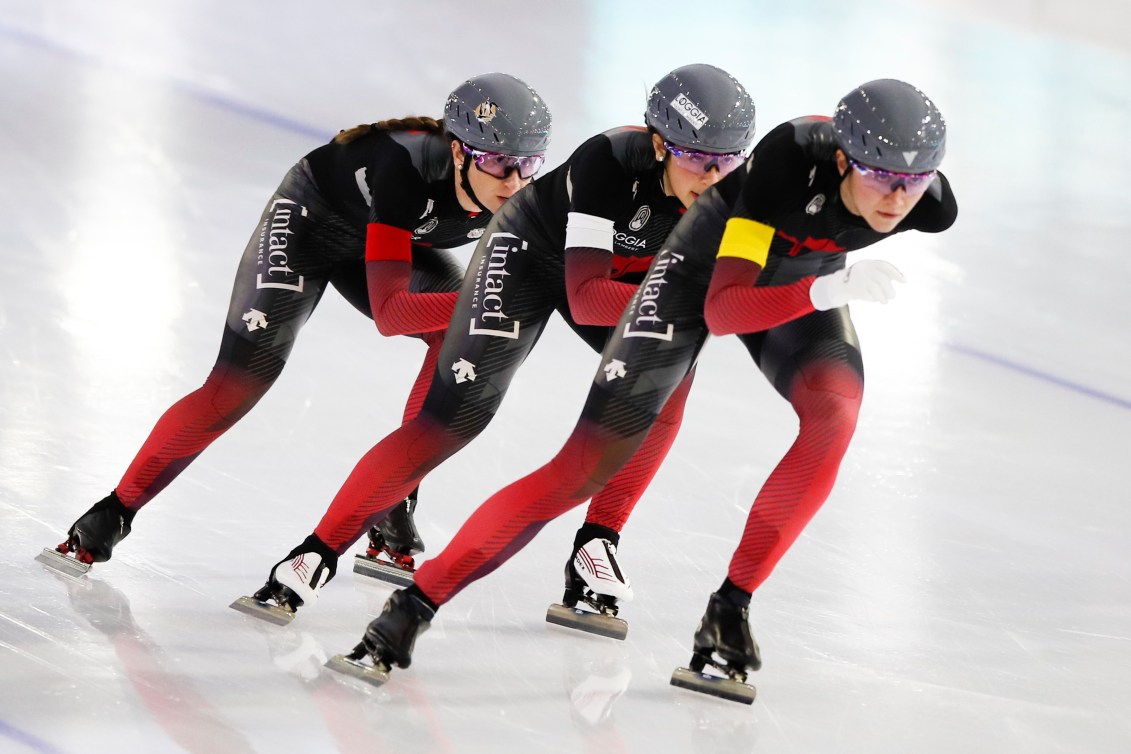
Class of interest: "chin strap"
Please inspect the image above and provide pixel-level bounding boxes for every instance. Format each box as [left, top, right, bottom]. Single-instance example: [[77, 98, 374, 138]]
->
[[458, 156, 491, 214]]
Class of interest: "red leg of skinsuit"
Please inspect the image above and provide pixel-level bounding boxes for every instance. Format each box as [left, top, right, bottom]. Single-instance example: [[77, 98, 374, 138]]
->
[[403, 233, 715, 604], [309, 198, 704, 560], [111, 160, 464, 514], [118, 308, 445, 510], [413, 372, 695, 605], [313, 201, 577, 554], [400, 331, 444, 425], [726, 358, 861, 592], [115, 363, 273, 507], [113, 162, 346, 509], [312, 400, 486, 553], [581, 371, 694, 531]]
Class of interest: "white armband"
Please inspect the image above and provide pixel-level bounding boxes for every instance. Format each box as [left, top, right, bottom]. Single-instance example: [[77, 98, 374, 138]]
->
[[565, 212, 615, 253]]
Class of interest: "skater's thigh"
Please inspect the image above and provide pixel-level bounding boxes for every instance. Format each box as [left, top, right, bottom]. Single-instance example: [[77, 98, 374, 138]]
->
[[738, 307, 864, 401], [580, 247, 712, 442], [422, 205, 560, 438], [409, 246, 466, 294], [220, 163, 349, 372]]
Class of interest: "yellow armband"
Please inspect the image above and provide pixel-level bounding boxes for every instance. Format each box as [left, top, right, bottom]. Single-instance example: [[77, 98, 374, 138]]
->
[[717, 217, 774, 268]]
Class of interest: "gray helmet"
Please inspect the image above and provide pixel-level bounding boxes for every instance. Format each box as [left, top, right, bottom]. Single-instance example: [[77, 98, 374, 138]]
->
[[645, 63, 756, 154], [833, 79, 946, 173], [444, 73, 551, 156]]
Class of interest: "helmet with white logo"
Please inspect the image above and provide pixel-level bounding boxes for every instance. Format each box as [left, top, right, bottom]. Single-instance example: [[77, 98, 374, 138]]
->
[[444, 73, 552, 156], [645, 64, 756, 154], [833, 79, 946, 173]]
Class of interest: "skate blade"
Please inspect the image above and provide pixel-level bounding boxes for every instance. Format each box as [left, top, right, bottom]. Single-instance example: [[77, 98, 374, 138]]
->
[[352, 554, 415, 587], [545, 603, 628, 641], [229, 596, 296, 626], [324, 654, 390, 688], [670, 666, 757, 705], [35, 548, 91, 578]]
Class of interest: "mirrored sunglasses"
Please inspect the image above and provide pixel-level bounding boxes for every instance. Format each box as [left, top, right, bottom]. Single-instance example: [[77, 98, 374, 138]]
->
[[663, 142, 746, 176], [849, 160, 937, 197], [461, 144, 545, 180]]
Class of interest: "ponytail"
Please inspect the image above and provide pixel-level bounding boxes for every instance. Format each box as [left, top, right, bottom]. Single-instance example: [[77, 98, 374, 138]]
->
[[334, 115, 444, 144]]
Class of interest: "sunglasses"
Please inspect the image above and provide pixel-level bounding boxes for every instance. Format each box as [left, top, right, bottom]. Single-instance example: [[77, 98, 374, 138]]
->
[[461, 144, 545, 180], [663, 142, 746, 176], [848, 160, 937, 197]]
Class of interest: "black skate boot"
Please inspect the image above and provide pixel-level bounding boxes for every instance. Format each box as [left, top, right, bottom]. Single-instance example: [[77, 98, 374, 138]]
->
[[230, 534, 338, 625], [325, 588, 435, 687], [352, 491, 425, 587], [670, 592, 761, 704], [36, 492, 137, 577], [546, 526, 631, 640]]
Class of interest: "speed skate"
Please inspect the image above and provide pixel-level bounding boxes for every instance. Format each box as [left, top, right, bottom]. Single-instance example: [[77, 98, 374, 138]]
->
[[546, 537, 633, 640], [352, 499, 424, 586], [545, 603, 628, 640], [669, 592, 761, 704], [670, 662, 757, 705], [324, 646, 392, 688], [36, 492, 136, 577], [325, 589, 434, 688], [228, 595, 297, 626]]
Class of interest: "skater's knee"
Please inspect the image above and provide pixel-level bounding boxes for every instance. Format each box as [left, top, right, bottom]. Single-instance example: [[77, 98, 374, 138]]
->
[[399, 414, 476, 468], [201, 369, 273, 424], [550, 429, 638, 497], [792, 366, 861, 436]]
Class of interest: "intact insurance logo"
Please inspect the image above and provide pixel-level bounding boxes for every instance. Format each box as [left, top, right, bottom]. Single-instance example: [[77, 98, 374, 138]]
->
[[466, 231, 526, 340], [622, 247, 683, 342], [256, 198, 307, 293]]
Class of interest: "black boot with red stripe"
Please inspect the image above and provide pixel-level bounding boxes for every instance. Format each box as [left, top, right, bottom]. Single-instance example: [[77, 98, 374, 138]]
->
[[352, 490, 425, 587], [36, 492, 136, 577]]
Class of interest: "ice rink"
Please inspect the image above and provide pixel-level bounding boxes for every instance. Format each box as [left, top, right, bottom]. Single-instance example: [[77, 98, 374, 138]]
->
[[2, 1, 1130, 752]]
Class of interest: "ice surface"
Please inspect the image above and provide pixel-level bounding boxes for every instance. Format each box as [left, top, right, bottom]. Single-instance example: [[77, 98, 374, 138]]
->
[[2, 2, 1130, 752]]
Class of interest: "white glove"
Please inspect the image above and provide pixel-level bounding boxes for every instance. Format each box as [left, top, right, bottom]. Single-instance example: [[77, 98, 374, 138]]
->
[[809, 260, 906, 311]]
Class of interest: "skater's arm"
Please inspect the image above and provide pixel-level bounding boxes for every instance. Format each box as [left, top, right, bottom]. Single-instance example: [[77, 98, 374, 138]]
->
[[562, 134, 639, 327], [703, 221, 816, 336], [564, 239, 638, 327], [365, 223, 458, 336], [705, 132, 822, 336]]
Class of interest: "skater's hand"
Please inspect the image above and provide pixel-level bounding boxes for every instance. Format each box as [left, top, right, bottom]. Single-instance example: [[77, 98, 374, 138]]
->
[[809, 260, 905, 311]]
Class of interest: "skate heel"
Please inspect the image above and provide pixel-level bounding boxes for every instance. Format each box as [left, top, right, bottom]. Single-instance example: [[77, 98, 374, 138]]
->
[[670, 663, 757, 705], [546, 603, 628, 640], [352, 549, 417, 587], [229, 583, 301, 626], [229, 595, 297, 626], [351, 512, 421, 587], [324, 649, 392, 688], [35, 542, 93, 578]]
